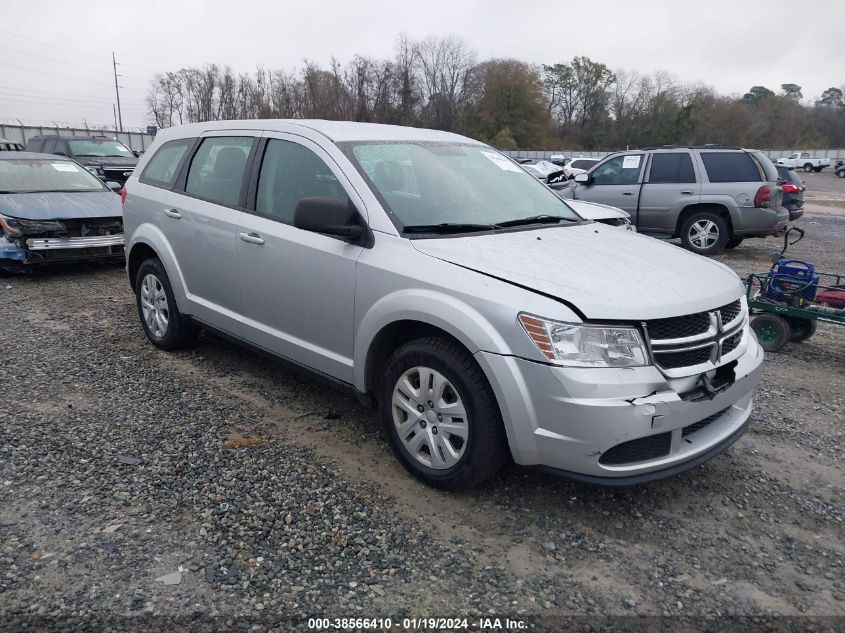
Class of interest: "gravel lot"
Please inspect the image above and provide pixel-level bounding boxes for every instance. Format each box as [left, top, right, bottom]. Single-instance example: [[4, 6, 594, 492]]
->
[[1, 203, 843, 630]]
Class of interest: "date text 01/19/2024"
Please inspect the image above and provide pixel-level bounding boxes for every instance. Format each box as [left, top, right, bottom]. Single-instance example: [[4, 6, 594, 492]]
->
[[307, 617, 528, 630]]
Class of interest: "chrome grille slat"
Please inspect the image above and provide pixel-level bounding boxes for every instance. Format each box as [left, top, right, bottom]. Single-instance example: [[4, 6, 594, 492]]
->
[[645, 300, 746, 375]]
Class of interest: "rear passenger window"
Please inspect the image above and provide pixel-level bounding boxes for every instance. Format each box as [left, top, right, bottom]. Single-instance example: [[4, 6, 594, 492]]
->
[[648, 153, 696, 183], [255, 139, 349, 223], [700, 152, 763, 183], [185, 137, 253, 206], [140, 139, 193, 188]]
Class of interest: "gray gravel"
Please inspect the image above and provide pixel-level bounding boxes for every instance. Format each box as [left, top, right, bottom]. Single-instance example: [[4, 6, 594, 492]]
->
[[0, 204, 843, 630]]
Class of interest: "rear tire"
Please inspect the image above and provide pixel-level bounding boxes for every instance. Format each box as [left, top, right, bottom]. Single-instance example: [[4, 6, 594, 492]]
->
[[135, 258, 197, 350], [813, 167, 822, 173], [803, 163, 813, 173], [786, 317, 817, 343], [680, 211, 729, 256], [725, 238, 744, 249], [379, 336, 508, 491], [751, 314, 790, 352]]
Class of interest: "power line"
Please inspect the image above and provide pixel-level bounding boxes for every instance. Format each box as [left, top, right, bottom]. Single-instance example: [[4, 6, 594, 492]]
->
[[0, 27, 162, 73], [0, 60, 116, 87], [0, 92, 147, 106], [0, 85, 146, 103], [0, 43, 114, 75]]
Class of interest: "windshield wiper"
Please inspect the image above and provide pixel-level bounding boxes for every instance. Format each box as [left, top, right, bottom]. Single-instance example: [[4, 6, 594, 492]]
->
[[402, 223, 496, 234], [494, 214, 579, 228]]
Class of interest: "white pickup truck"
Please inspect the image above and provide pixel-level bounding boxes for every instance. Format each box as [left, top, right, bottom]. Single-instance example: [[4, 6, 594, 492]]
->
[[775, 151, 832, 172]]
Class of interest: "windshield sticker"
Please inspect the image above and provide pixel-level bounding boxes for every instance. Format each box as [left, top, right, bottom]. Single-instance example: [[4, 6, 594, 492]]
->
[[481, 151, 523, 172], [52, 162, 79, 172], [622, 155, 641, 169]]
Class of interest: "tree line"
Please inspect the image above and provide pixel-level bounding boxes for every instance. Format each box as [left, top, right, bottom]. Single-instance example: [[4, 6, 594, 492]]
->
[[146, 35, 845, 150]]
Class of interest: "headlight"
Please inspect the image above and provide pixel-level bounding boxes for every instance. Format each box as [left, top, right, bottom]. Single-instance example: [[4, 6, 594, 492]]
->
[[84, 166, 105, 177], [518, 313, 649, 367]]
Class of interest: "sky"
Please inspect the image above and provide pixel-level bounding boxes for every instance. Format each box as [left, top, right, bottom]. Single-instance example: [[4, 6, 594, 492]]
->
[[1, 0, 842, 130]]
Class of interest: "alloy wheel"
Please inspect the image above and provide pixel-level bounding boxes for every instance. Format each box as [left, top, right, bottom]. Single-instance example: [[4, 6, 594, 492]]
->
[[688, 219, 719, 250], [391, 366, 469, 470], [140, 273, 169, 339]]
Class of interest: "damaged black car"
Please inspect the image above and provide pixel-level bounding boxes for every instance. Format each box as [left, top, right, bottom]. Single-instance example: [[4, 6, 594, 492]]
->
[[0, 152, 124, 272]]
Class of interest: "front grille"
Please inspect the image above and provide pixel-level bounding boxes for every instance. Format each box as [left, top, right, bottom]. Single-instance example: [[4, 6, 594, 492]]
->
[[719, 300, 742, 325], [682, 407, 730, 437], [721, 330, 743, 355], [647, 300, 745, 374], [600, 432, 672, 465], [653, 345, 713, 369], [646, 311, 710, 340], [104, 168, 134, 183], [25, 217, 122, 239]]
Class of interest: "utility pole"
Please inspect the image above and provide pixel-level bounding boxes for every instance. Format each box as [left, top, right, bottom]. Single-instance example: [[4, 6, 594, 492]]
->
[[112, 52, 123, 132], [113, 104, 118, 132]]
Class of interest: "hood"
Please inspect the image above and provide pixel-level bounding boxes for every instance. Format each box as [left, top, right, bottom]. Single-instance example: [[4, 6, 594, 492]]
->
[[565, 199, 629, 221], [411, 224, 742, 320], [0, 190, 122, 220], [75, 156, 138, 168]]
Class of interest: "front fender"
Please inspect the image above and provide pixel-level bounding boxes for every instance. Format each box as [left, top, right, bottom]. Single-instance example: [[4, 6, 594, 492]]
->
[[128, 223, 190, 314], [353, 289, 513, 392]]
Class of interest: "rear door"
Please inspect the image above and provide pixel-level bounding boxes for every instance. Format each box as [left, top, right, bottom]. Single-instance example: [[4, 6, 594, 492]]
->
[[235, 134, 366, 382], [637, 151, 700, 232], [165, 132, 258, 335], [573, 153, 645, 214]]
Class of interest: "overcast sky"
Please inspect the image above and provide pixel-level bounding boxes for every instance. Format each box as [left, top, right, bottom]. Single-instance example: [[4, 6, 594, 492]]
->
[[1, 0, 842, 130]]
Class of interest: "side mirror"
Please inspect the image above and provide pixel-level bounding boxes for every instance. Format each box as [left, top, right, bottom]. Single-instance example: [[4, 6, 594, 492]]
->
[[106, 181, 122, 193], [574, 173, 590, 184], [132, 150, 140, 158], [294, 197, 365, 243]]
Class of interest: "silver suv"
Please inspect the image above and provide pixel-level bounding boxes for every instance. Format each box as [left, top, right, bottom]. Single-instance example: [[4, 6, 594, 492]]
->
[[123, 121, 764, 490], [555, 146, 788, 255]]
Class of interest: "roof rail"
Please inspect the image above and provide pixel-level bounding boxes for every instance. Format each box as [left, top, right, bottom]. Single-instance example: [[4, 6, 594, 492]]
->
[[638, 144, 742, 151]]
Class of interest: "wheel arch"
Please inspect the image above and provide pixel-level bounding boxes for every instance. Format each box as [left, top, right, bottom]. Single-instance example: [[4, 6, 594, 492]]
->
[[355, 291, 513, 395], [125, 225, 190, 312], [676, 203, 734, 238]]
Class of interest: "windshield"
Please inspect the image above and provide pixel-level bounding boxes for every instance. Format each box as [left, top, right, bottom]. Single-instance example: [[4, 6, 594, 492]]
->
[[69, 139, 134, 158], [341, 142, 581, 231], [0, 159, 105, 193]]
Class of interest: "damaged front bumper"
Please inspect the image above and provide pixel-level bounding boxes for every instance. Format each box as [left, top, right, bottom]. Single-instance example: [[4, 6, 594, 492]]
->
[[0, 216, 124, 267], [476, 331, 764, 484]]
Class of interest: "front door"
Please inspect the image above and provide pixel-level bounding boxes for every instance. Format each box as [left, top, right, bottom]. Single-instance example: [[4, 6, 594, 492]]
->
[[236, 135, 366, 383], [574, 153, 645, 214]]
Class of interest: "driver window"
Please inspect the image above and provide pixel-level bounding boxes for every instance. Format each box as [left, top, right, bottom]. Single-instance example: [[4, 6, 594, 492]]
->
[[590, 155, 643, 185], [256, 139, 349, 223]]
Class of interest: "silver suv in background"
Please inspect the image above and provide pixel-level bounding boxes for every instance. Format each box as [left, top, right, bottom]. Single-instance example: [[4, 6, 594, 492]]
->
[[123, 121, 763, 490], [553, 146, 788, 255]]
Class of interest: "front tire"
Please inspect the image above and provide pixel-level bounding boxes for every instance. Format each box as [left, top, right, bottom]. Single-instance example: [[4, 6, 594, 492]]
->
[[135, 258, 197, 350], [837, 169, 845, 178], [379, 336, 508, 490], [680, 212, 729, 256], [803, 163, 813, 173]]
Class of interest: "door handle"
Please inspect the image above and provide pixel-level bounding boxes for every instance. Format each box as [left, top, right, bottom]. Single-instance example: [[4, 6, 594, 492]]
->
[[622, 191, 635, 196], [239, 231, 265, 246], [680, 190, 694, 195], [163, 208, 182, 219]]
